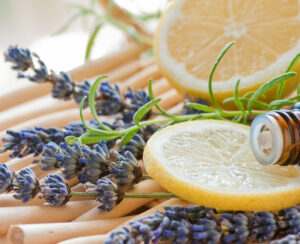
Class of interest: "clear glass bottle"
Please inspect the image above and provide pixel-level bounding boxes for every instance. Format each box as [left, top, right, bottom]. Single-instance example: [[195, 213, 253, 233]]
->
[[250, 102, 300, 166]]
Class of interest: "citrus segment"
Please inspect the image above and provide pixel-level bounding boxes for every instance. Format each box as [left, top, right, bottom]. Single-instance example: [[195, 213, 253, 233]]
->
[[155, 0, 300, 103], [143, 120, 300, 210]]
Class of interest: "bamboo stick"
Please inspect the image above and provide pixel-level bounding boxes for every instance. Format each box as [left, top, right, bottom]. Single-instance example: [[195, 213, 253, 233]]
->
[[68, 42, 143, 81], [58, 234, 107, 244], [108, 57, 154, 83], [148, 78, 171, 97], [0, 97, 76, 131], [6, 155, 37, 171], [156, 89, 184, 110], [8, 216, 133, 244], [0, 200, 98, 235], [120, 64, 161, 93], [73, 179, 166, 221], [60, 199, 189, 244]]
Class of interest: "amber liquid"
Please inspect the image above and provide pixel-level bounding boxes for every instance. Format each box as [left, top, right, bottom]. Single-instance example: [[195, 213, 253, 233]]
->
[[267, 110, 300, 165]]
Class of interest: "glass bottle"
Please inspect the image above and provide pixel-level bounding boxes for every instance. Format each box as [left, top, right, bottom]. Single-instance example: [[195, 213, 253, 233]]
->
[[250, 102, 300, 166]]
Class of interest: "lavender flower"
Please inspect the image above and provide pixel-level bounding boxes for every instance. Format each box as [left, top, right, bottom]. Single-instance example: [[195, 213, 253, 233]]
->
[[220, 213, 249, 244], [39, 142, 61, 171], [0, 164, 13, 193], [77, 141, 110, 184], [123, 88, 151, 123], [0, 126, 67, 158], [279, 207, 300, 234], [96, 177, 124, 212], [41, 174, 71, 206], [105, 227, 135, 244], [51, 72, 74, 100], [96, 82, 124, 115], [4, 46, 33, 71], [191, 219, 221, 244], [110, 151, 142, 187], [119, 134, 145, 160], [56, 142, 84, 180], [73, 80, 91, 105], [182, 95, 209, 115], [13, 168, 40, 203], [248, 211, 278, 242]]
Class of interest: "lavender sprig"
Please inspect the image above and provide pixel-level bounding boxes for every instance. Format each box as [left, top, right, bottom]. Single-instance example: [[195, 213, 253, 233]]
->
[[13, 168, 40, 203], [5, 46, 152, 123], [0, 164, 13, 193]]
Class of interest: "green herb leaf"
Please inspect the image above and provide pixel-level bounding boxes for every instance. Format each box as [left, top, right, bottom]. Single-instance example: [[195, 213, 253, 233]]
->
[[133, 97, 161, 125], [270, 99, 295, 108], [234, 79, 245, 112], [80, 132, 120, 144], [186, 102, 216, 112], [119, 128, 140, 147], [276, 53, 300, 99], [247, 72, 296, 112], [148, 79, 176, 118], [89, 75, 113, 131], [65, 136, 79, 145], [85, 24, 102, 61], [208, 41, 235, 110]]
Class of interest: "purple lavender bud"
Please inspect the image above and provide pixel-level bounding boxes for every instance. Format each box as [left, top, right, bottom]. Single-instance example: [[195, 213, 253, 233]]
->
[[279, 207, 300, 234], [182, 95, 209, 115], [119, 134, 145, 160], [0, 164, 13, 193], [51, 72, 75, 100], [40, 142, 61, 171], [41, 174, 71, 206], [4, 46, 33, 71], [13, 168, 40, 203], [110, 151, 142, 187], [77, 141, 110, 184], [96, 177, 123, 212]]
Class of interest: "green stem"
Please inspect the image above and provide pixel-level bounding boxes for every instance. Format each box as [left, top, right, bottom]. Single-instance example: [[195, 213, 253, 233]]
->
[[142, 174, 152, 180]]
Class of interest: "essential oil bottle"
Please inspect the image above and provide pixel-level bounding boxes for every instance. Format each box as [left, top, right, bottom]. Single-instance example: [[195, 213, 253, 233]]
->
[[250, 102, 300, 166]]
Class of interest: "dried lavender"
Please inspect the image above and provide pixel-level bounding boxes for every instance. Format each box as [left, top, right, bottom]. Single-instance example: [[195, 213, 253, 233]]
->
[[96, 82, 124, 115], [0, 122, 87, 159], [123, 88, 151, 123], [110, 151, 142, 187], [119, 134, 145, 160], [56, 142, 84, 180], [77, 141, 111, 184], [95, 177, 124, 212], [41, 174, 71, 206], [182, 95, 209, 115], [278, 207, 300, 234], [248, 211, 278, 242], [5, 46, 152, 122], [0, 164, 13, 193], [13, 168, 40, 203], [220, 212, 249, 243], [39, 142, 61, 171]]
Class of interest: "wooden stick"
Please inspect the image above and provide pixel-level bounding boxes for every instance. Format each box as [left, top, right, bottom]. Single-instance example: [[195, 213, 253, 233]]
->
[[6, 155, 37, 171], [58, 234, 107, 244], [73, 179, 166, 221], [61, 199, 189, 244], [108, 57, 154, 83], [0, 200, 98, 235], [148, 78, 171, 97], [120, 64, 161, 93], [68, 42, 143, 82], [8, 216, 133, 244], [0, 97, 76, 131], [156, 89, 184, 110], [0, 235, 10, 244], [0, 83, 52, 112]]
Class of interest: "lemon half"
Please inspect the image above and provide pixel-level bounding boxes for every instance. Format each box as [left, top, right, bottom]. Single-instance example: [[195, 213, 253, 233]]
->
[[154, 0, 300, 104], [143, 120, 300, 211]]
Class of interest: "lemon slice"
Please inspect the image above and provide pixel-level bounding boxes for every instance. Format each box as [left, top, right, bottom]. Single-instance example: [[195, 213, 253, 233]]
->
[[143, 120, 300, 211], [154, 0, 300, 104]]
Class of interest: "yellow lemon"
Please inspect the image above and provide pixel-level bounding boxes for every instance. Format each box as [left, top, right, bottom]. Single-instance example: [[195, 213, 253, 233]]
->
[[143, 120, 300, 211], [154, 0, 300, 105]]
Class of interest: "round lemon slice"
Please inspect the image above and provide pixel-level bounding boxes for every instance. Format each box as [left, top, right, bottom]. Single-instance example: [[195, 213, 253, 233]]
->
[[143, 120, 300, 211], [154, 0, 300, 104]]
